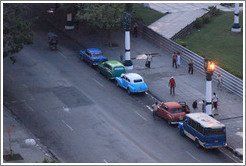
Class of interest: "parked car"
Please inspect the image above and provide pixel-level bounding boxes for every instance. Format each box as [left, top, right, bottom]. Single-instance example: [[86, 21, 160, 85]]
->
[[178, 112, 227, 149], [115, 73, 148, 94], [157, 101, 190, 125], [97, 60, 126, 80], [79, 48, 107, 66]]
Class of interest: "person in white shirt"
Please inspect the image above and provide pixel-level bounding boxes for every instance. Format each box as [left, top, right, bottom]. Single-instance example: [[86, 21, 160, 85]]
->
[[212, 92, 219, 115], [152, 102, 159, 120]]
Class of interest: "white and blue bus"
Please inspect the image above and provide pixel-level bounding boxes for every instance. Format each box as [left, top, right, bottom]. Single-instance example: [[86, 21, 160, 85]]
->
[[178, 113, 227, 149]]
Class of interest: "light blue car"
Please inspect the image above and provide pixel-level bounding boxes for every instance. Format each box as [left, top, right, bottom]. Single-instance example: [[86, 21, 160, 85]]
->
[[115, 73, 148, 94]]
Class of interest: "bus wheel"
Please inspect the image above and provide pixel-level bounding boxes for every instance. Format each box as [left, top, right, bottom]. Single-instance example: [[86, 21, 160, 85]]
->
[[195, 139, 200, 148]]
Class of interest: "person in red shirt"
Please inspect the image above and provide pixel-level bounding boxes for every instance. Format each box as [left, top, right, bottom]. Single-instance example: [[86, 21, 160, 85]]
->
[[172, 52, 177, 69], [168, 76, 176, 95]]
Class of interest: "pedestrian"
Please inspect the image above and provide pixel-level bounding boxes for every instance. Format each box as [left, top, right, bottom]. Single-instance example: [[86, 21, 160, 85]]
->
[[177, 52, 181, 67], [192, 100, 198, 110], [133, 23, 138, 38], [168, 76, 176, 95], [172, 52, 177, 68], [146, 54, 152, 68], [202, 100, 206, 113], [152, 101, 159, 120], [10, 56, 16, 64], [212, 92, 219, 115], [217, 73, 222, 90], [188, 59, 194, 74]]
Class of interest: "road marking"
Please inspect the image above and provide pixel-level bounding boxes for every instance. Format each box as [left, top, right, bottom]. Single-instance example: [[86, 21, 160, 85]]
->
[[103, 159, 108, 163], [7, 74, 14, 81], [236, 132, 243, 138], [58, 50, 67, 58], [93, 78, 104, 88], [185, 151, 200, 162], [63, 106, 70, 113], [146, 105, 153, 112], [25, 103, 34, 112], [62, 120, 73, 131], [135, 111, 147, 121]]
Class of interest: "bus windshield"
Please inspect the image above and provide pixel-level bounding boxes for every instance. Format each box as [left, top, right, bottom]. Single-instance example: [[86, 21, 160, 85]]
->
[[205, 127, 226, 135]]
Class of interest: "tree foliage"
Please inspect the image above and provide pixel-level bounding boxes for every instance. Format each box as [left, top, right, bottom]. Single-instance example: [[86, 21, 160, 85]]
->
[[3, 4, 33, 57], [76, 4, 126, 31]]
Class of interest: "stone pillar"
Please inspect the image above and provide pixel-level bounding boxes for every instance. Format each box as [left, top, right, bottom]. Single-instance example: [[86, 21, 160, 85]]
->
[[231, 3, 241, 32], [65, 13, 75, 30], [205, 80, 212, 116]]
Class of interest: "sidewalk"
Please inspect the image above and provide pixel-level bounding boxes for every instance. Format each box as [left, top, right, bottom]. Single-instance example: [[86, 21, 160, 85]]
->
[[147, 3, 238, 39], [42, 4, 243, 161], [2, 106, 54, 163]]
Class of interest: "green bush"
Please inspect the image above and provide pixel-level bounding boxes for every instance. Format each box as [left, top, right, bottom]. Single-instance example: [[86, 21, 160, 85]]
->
[[175, 39, 187, 47], [194, 18, 203, 29], [208, 6, 215, 10], [203, 15, 210, 24], [220, 3, 234, 7], [213, 9, 222, 16]]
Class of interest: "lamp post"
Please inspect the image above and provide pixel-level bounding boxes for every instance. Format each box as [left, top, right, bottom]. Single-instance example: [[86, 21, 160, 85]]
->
[[231, 3, 241, 32], [123, 11, 133, 70], [204, 59, 215, 116]]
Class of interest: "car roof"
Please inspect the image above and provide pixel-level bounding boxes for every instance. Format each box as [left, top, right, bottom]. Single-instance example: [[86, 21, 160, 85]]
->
[[87, 48, 102, 54], [125, 73, 143, 80], [163, 102, 182, 108], [186, 113, 225, 128], [106, 61, 125, 68]]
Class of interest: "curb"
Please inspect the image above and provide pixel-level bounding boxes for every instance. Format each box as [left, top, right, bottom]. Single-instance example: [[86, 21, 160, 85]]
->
[[225, 145, 243, 161]]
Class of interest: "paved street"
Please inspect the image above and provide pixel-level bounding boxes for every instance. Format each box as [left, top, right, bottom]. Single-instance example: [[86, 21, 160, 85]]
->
[[3, 3, 243, 163]]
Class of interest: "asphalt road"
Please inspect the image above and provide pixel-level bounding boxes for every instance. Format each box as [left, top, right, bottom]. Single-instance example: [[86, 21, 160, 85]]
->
[[3, 9, 236, 163]]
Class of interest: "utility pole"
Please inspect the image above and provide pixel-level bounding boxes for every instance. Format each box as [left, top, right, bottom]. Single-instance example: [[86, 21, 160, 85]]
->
[[204, 59, 215, 116], [231, 3, 241, 32], [123, 11, 133, 70]]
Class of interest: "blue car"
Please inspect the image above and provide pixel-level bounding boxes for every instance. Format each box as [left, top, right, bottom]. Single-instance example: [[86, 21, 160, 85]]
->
[[115, 73, 148, 94], [80, 48, 108, 66]]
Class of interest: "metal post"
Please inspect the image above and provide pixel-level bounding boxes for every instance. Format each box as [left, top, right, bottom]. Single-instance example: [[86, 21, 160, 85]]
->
[[205, 75, 212, 115], [231, 3, 241, 32], [65, 13, 75, 30]]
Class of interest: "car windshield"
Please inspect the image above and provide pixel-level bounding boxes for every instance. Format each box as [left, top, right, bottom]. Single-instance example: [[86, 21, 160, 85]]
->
[[114, 67, 124, 71], [170, 108, 184, 113], [91, 53, 103, 57], [134, 79, 143, 83]]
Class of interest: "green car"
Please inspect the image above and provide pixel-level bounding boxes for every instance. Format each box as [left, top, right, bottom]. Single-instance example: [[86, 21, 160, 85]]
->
[[97, 60, 126, 80]]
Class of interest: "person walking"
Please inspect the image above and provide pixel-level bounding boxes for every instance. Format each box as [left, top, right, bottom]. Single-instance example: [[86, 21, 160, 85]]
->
[[168, 76, 176, 95], [133, 22, 138, 38], [192, 100, 198, 111], [217, 73, 222, 90], [146, 54, 152, 68], [172, 52, 177, 69], [177, 52, 181, 67], [212, 92, 219, 115], [201, 100, 206, 113], [152, 101, 159, 120], [188, 59, 194, 74]]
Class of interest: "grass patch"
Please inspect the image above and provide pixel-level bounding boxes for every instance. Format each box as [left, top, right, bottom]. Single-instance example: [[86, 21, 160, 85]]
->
[[131, 4, 166, 26], [180, 11, 243, 78]]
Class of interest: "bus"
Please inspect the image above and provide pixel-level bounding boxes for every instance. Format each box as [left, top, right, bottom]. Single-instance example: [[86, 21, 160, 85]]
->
[[178, 112, 227, 149]]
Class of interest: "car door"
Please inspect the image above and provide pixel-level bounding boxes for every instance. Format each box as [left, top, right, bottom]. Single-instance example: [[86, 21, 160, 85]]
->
[[121, 75, 127, 89], [158, 104, 166, 118]]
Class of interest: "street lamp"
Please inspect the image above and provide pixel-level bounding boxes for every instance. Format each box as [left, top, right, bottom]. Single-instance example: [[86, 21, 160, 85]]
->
[[204, 59, 215, 116], [231, 3, 241, 32]]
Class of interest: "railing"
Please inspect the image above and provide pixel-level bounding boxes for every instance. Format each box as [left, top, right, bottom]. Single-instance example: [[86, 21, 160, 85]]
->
[[135, 20, 243, 98]]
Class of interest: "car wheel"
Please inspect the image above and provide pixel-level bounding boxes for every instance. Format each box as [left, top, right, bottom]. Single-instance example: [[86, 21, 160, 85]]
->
[[127, 88, 131, 95], [88, 62, 92, 67], [168, 120, 171, 126], [195, 139, 200, 148], [180, 128, 185, 136], [107, 75, 110, 81], [116, 81, 119, 87]]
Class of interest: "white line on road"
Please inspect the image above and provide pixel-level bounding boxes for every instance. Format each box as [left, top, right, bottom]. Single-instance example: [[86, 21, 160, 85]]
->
[[62, 120, 73, 131], [25, 103, 34, 112], [93, 78, 104, 88], [103, 159, 108, 163], [58, 50, 67, 58], [146, 105, 153, 112], [135, 111, 147, 121], [185, 151, 200, 163]]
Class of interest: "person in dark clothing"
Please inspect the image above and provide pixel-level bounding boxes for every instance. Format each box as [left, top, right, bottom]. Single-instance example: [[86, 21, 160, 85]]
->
[[188, 59, 194, 74], [133, 23, 138, 38], [172, 52, 177, 68], [10, 56, 16, 64], [192, 100, 198, 110]]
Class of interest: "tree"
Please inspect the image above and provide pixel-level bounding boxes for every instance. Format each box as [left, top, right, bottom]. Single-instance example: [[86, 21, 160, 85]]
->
[[3, 4, 33, 57], [76, 3, 126, 46]]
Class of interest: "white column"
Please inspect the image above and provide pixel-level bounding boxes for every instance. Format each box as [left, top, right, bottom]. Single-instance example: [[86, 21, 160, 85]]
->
[[231, 3, 241, 32], [124, 31, 133, 70], [206, 81, 212, 115], [65, 13, 75, 30]]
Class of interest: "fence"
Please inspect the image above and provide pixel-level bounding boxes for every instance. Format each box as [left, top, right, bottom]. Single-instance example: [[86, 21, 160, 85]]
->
[[135, 20, 243, 98]]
